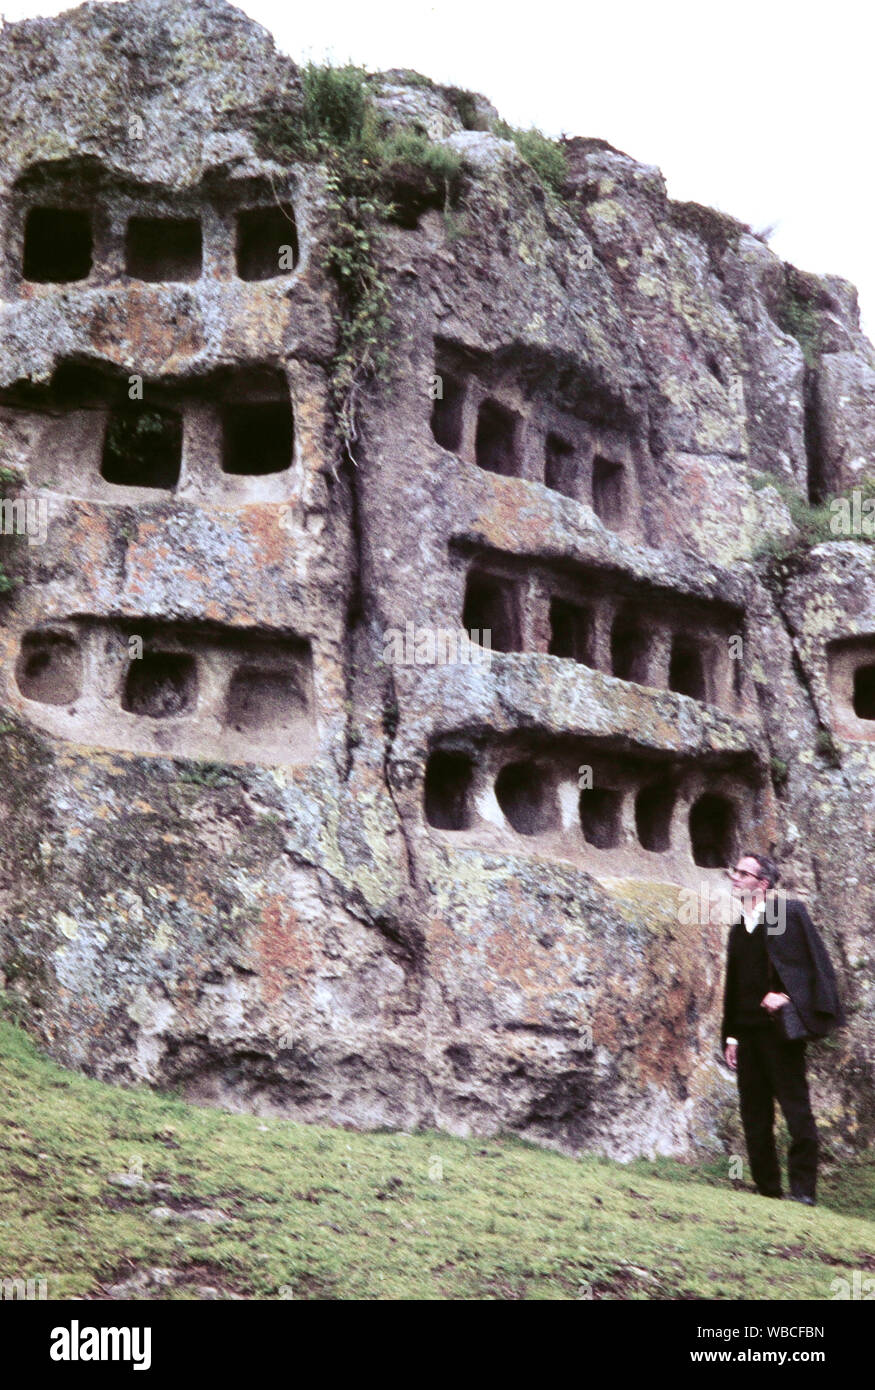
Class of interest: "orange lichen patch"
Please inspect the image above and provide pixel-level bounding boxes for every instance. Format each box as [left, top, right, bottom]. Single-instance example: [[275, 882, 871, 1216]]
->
[[37, 505, 114, 593], [254, 896, 314, 1006], [237, 507, 293, 569], [88, 288, 205, 366], [182, 888, 217, 917], [473, 488, 550, 553], [635, 981, 695, 1087], [422, 915, 465, 984], [589, 980, 636, 1053], [482, 922, 549, 993], [231, 292, 293, 350], [684, 464, 708, 505]]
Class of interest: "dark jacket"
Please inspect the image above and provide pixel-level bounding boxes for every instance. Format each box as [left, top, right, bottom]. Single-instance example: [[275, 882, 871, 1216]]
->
[[721, 897, 845, 1048]]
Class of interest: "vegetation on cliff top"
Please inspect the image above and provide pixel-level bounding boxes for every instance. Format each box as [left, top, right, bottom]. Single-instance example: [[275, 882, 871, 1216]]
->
[[1, 1010, 872, 1300], [251, 63, 465, 459], [250, 64, 569, 458]]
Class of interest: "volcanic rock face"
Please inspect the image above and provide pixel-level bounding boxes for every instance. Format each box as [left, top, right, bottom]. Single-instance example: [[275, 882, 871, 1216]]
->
[[0, 0, 872, 1160]]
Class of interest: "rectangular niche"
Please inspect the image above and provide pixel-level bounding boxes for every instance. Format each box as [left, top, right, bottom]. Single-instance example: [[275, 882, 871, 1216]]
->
[[122, 652, 198, 718], [827, 636, 875, 739], [475, 398, 522, 477], [220, 370, 294, 477], [424, 750, 474, 830], [854, 665, 875, 719], [610, 607, 651, 684], [15, 629, 83, 706], [635, 781, 675, 852], [236, 205, 298, 280], [548, 598, 594, 666], [225, 664, 308, 733], [125, 216, 203, 282], [668, 634, 710, 702], [591, 456, 626, 527], [462, 570, 522, 653], [431, 372, 467, 453], [544, 432, 578, 499], [495, 759, 559, 836], [579, 786, 623, 848], [689, 791, 736, 868], [101, 403, 183, 489], [23, 206, 93, 283]]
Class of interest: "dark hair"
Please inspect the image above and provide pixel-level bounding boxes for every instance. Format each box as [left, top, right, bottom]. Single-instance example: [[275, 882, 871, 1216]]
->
[[742, 850, 780, 889]]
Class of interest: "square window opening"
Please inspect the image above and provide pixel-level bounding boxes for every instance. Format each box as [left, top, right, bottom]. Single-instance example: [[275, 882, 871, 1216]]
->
[[23, 207, 92, 283], [101, 405, 183, 489], [122, 652, 197, 718], [125, 216, 203, 282], [222, 400, 294, 476]]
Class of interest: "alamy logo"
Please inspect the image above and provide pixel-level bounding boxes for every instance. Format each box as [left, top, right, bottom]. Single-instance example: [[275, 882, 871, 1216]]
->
[[0, 496, 48, 546], [383, 623, 492, 668], [1, 1275, 47, 1299], [50, 1320, 152, 1370], [830, 490, 875, 536]]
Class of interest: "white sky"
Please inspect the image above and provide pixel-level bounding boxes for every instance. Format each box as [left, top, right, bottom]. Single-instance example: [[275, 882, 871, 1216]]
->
[[4, 0, 874, 336]]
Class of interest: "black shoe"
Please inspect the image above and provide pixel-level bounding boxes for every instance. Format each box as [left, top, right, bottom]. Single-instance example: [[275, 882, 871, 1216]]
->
[[758, 1190, 783, 1199], [788, 1193, 816, 1206]]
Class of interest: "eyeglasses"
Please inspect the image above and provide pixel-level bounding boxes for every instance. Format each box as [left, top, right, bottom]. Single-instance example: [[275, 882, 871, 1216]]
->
[[726, 868, 762, 880]]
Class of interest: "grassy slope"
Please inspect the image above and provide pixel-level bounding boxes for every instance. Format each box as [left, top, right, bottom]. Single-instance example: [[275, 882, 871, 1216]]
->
[[0, 1017, 872, 1301]]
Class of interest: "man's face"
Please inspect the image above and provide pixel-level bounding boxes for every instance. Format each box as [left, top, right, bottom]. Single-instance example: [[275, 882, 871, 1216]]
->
[[729, 856, 768, 901]]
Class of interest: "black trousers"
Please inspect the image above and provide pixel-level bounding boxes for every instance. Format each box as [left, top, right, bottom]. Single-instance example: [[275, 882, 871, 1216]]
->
[[736, 1027, 818, 1199]]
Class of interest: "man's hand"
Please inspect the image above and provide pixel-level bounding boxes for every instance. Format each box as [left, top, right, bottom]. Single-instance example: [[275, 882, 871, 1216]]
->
[[761, 991, 791, 1014], [724, 1043, 738, 1070]]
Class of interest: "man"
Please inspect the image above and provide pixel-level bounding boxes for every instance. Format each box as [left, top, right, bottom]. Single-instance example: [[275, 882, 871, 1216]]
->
[[721, 851, 844, 1206]]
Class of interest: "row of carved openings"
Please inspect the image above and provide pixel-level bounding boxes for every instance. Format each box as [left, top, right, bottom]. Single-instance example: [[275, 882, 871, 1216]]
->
[[100, 399, 293, 488], [463, 568, 723, 705], [432, 372, 629, 526], [424, 750, 739, 868], [13, 363, 295, 489], [21, 204, 298, 285], [16, 628, 311, 734]]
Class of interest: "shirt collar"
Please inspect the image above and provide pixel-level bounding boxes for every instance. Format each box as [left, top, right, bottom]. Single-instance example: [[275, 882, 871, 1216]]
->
[[739, 898, 767, 931]]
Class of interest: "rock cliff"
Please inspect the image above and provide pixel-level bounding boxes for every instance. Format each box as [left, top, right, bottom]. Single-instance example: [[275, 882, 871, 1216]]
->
[[0, 0, 872, 1160]]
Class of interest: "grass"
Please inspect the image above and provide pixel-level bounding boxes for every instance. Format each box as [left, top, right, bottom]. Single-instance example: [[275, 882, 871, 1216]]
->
[[494, 120, 569, 194], [1, 1013, 873, 1300], [751, 471, 875, 573]]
